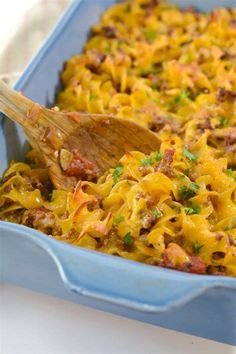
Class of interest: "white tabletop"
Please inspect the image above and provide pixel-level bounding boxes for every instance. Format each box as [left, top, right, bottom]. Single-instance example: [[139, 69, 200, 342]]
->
[[0, 283, 235, 354]]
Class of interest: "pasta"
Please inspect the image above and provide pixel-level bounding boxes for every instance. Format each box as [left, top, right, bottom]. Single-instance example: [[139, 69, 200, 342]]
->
[[1, 0, 236, 276]]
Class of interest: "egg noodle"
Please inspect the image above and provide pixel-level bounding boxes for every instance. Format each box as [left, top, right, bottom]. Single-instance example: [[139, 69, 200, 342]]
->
[[1, 0, 236, 276]]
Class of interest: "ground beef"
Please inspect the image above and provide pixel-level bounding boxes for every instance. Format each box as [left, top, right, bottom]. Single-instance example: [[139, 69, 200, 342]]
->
[[102, 26, 118, 38], [198, 119, 212, 132], [161, 252, 206, 274], [22, 207, 58, 235], [65, 150, 99, 181], [207, 265, 226, 275], [1, 172, 16, 185], [142, 213, 157, 229], [216, 88, 236, 102], [156, 148, 175, 177], [148, 115, 179, 134]]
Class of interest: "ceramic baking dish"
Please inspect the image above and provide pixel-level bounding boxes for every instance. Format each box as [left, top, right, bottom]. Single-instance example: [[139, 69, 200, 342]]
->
[[0, 0, 236, 345]]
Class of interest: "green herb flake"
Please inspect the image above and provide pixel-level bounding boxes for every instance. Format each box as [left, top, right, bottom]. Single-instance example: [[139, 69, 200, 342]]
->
[[225, 168, 234, 177], [192, 241, 204, 254], [225, 168, 236, 180], [192, 205, 201, 214], [146, 29, 157, 41], [114, 215, 125, 224], [155, 152, 163, 161], [189, 182, 200, 192], [89, 93, 97, 101], [140, 157, 153, 167], [183, 148, 197, 162], [184, 205, 201, 215], [123, 232, 133, 245], [174, 90, 190, 103], [153, 210, 162, 219], [179, 186, 195, 200], [112, 164, 123, 184], [179, 183, 200, 200], [183, 168, 190, 176], [165, 102, 174, 110], [219, 116, 228, 128]]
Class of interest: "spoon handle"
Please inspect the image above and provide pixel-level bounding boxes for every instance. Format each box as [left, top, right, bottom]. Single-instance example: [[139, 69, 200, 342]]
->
[[0, 79, 35, 127]]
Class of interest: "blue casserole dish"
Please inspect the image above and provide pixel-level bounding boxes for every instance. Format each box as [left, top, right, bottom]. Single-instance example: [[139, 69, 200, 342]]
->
[[1, 0, 236, 345]]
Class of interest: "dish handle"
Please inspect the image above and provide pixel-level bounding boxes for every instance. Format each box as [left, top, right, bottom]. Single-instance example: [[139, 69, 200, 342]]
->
[[47, 234, 235, 312], [2, 222, 235, 313]]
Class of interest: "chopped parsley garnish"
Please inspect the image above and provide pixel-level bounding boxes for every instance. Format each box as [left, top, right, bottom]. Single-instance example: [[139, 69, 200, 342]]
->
[[146, 29, 157, 41], [183, 148, 197, 162], [183, 168, 190, 176], [155, 152, 163, 161], [140, 157, 153, 166], [112, 164, 123, 184], [179, 186, 194, 200], [225, 168, 234, 177], [192, 241, 204, 254], [219, 116, 228, 128], [153, 210, 162, 219], [114, 215, 125, 224], [179, 183, 200, 200], [174, 90, 190, 103], [189, 182, 200, 192], [225, 168, 236, 180], [184, 205, 201, 215], [89, 93, 97, 101], [123, 232, 133, 245], [165, 102, 174, 110]]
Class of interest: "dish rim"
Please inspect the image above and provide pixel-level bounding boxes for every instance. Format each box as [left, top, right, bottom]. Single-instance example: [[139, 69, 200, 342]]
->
[[1, 0, 236, 313]]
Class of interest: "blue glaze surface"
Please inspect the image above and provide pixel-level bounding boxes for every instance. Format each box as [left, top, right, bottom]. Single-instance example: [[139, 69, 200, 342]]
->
[[1, 0, 236, 345]]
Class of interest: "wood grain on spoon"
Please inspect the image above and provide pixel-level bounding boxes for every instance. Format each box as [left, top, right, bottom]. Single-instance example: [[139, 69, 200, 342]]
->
[[0, 80, 160, 190]]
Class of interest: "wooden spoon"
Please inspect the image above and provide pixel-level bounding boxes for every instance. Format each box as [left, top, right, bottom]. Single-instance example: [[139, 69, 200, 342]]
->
[[0, 80, 160, 190]]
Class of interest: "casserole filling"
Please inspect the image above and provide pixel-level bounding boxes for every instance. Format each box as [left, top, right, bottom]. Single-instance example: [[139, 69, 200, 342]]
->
[[1, 0, 236, 276]]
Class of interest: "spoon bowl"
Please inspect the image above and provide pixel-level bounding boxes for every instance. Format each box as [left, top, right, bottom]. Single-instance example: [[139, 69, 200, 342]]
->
[[0, 80, 160, 190]]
